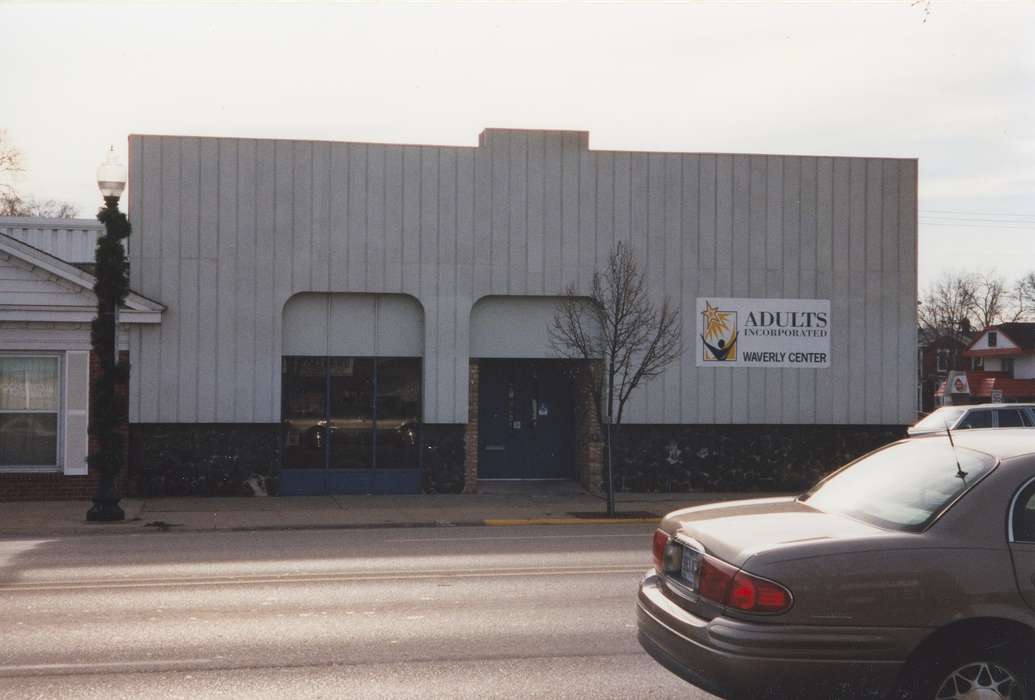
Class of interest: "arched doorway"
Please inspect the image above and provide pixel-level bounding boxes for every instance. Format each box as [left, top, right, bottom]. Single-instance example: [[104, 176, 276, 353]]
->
[[470, 296, 596, 482], [280, 293, 423, 495]]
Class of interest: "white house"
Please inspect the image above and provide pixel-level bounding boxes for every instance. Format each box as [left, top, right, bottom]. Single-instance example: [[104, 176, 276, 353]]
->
[[0, 218, 163, 499]]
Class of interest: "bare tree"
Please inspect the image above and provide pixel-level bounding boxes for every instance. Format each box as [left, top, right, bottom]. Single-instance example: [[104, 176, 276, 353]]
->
[[550, 241, 683, 515], [0, 130, 24, 199], [0, 131, 23, 172], [1016, 272, 1035, 321], [911, 0, 932, 22], [0, 130, 77, 219], [919, 269, 1032, 338], [972, 271, 1013, 328], [0, 192, 78, 218], [919, 271, 978, 336]]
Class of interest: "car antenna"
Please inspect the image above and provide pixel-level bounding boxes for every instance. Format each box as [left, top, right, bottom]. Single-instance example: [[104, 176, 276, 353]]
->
[[944, 417, 968, 482]]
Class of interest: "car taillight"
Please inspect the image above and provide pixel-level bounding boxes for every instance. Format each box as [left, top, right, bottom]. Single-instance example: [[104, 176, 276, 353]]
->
[[694, 552, 793, 615], [652, 529, 670, 571], [727, 570, 793, 614], [697, 554, 737, 604]]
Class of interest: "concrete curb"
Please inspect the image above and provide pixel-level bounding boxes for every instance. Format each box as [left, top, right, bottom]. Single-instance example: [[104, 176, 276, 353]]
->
[[147, 517, 664, 532], [4, 492, 785, 538], [2, 516, 665, 538], [483, 517, 660, 526]]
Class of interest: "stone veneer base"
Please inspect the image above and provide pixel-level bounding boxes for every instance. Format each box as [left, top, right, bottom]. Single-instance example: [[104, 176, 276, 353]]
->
[[608, 424, 906, 493], [126, 421, 905, 498]]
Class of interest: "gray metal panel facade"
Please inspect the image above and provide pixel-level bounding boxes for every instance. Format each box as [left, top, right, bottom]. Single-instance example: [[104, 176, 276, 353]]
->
[[0, 217, 103, 264], [282, 293, 423, 357], [469, 296, 569, 359], [127, 129, 917, 425]]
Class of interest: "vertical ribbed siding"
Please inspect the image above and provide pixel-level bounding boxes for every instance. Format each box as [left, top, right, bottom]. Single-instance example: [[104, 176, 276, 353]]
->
[[128, 130, 917, 426], [0, 220, 103, 264]]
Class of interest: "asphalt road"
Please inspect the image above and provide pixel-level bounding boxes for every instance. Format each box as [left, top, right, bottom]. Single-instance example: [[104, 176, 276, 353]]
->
[[0, 524, 714, 699]]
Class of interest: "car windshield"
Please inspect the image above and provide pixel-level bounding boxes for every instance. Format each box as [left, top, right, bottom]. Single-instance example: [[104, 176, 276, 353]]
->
[[802, 440, 996, 531], [912, 407, 966, 432]]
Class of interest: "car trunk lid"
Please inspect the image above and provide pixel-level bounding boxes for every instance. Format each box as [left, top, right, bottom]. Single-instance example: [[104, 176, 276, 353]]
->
[[658, 497, 888, 620], [664, 496, 886, 569]]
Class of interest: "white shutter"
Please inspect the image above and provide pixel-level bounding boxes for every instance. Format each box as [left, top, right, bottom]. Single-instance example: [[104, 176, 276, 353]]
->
[[63, 351, 90, 476]]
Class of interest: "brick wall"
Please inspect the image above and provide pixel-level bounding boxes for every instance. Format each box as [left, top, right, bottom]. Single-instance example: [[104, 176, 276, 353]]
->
[[573, 362, 604, 494], [0, 471, 100, 501], [463, 359, 480, 493], [0, 350, 129, 502]]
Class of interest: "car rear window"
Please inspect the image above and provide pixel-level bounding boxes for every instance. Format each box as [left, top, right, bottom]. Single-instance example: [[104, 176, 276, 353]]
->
[[802, 440, 996, 532], [997, 409, 1032, 428], [912, 407, 966, 432], [957, 410, 993, 429]]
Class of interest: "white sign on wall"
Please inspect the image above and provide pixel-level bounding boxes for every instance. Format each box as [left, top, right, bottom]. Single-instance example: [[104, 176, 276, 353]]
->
[[696, 297, 831, 368]]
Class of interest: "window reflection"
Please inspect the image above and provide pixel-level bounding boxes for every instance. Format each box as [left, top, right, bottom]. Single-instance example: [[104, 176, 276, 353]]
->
[[281, 356, 421, 472], [281, 357, 326, 469], [329, 358, 374, 470], [376, 359, 421, 469], [0, 415, 58, 466]]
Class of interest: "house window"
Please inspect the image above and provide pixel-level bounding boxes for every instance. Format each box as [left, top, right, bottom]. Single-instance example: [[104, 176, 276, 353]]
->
[[972, 357, 984, 370], [1003, 358, 1014, 376], [936, 349, 949, 373], [0, 355, 61, 469], [988, 331, 998, 348]]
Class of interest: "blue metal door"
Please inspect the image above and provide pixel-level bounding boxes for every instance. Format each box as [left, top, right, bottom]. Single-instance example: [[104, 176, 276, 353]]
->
[[478, 360, 574, 480]]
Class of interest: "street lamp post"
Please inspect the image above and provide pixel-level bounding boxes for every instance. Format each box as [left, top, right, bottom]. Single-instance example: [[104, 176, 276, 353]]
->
[[86, 148, 131, 522]]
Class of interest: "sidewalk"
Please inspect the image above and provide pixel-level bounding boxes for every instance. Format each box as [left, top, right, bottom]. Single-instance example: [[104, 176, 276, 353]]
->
[[0, 488, 785, 537]]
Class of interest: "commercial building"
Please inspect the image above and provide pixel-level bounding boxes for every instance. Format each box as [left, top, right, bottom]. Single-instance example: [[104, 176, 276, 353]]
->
[[1, 128, 918, 498]]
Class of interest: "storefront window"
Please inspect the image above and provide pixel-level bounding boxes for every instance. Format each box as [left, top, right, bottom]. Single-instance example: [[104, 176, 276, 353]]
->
[[375, 358, 421, 469], [328, 358, 374, 470], [0, 356, 60, 467], [281, 357, 327, 469], [281, 356, 421, 472]]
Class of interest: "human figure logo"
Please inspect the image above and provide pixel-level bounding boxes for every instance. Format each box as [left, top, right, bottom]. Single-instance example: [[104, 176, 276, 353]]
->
[[701, 301, 738, 362], [695, 297, 831, 368]]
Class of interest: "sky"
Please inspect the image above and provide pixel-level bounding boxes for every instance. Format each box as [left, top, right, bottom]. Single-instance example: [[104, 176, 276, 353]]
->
[[1, 1, 1032, 291]]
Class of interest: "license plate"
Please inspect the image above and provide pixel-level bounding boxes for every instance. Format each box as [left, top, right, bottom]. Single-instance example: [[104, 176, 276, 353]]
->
[[680, 545, 701, 590]]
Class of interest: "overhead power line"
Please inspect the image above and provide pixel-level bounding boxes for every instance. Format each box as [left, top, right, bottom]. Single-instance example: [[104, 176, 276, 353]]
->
[[920, 209, 1035, 219], [920, 216, 1034, 222], [918, 220, 1035, 230]]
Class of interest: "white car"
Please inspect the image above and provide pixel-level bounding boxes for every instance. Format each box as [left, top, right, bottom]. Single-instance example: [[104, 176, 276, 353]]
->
[[909, 403, 1035, 435]]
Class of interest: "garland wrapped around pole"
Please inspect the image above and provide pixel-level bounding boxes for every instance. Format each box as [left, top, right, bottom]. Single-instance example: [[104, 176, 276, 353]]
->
[[86, 195, 131, 522]]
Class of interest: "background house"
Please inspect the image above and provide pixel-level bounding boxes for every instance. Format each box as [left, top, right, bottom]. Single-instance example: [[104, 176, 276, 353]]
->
[[935, 322, 1035, 405], [917, 326, 971, 414]]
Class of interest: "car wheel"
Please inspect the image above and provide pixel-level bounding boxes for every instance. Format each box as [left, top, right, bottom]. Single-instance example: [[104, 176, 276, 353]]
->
[[932, 660, 1025, 699], [896, 644, 1031, 700]]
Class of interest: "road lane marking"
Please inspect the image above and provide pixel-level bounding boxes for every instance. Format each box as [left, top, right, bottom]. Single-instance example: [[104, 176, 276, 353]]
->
[[0, 565, 646, 593], [386, 533, 649, 542], [485, 518, 659, 526], [0, 659, 215, 674], [0, 651, 655, 679]]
